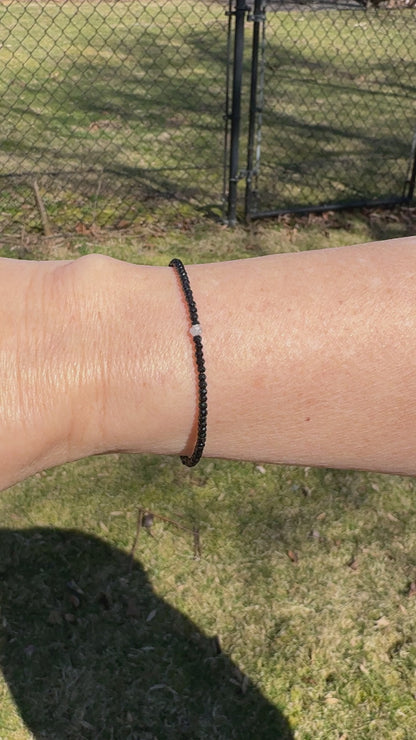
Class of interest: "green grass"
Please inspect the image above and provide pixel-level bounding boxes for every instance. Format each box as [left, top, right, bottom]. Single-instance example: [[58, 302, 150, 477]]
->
[[0, 3, 415, 232], [253, 9, 416, 212], [0, 0, 228, 231], [1, 1, 416, 736], [1, 208, 416, 739]]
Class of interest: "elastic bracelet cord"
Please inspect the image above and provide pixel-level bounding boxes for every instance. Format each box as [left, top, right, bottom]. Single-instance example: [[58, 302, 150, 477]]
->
[[169, 258, 207, 467]]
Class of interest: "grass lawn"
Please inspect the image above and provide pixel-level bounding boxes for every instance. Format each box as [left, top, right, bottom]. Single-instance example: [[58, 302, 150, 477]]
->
[[1, 1, 416, 737], [254, 8, 416, 214], [0, 3, 415, 231], [1, 207, 416, 739], [0, 0, 228, 232]]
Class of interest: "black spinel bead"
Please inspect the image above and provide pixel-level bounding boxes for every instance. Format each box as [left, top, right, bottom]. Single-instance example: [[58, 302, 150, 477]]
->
[[170, 258, 207, 467]]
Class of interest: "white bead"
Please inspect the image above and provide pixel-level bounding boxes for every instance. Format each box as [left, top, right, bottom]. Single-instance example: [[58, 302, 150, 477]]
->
[[190, 323, 202, 337]]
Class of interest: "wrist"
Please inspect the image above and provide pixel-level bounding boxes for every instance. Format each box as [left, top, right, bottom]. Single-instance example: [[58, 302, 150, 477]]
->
[[0, 257, 80, 488], [67, 254, 197, 460]]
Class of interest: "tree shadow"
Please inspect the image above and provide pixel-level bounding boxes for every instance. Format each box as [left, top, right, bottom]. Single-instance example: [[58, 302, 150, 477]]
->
[[0, 527, 293, 740], [0, 5, 230, 229], [252, 9, 416, 215], [1, 1, 414, 230]]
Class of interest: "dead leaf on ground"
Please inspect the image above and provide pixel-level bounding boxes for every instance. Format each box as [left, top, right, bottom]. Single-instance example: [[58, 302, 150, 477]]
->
[[374, 615, 390, 629], [75, 221, 90, 234], [126, 599, 141, 618], [211, 634, 222, 655], [47, 609, 62, 625], [408, 581, 416, 597], [74, 222, 101, 236], [66, 579, 84, 595], [115, 219, 131, 230], [325, 695, 339, 705], [97, 591, 112, 610], [69, 594, 80, 609]]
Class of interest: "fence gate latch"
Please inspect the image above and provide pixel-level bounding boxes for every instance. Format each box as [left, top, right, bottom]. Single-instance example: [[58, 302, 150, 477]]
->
[[225, 3, 251, 17], [247, 8, 266, 23]]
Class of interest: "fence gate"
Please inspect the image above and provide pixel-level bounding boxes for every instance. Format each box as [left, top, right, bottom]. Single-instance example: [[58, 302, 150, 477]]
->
[[226, 0, 416, 224], [1, 1, 415, 232]]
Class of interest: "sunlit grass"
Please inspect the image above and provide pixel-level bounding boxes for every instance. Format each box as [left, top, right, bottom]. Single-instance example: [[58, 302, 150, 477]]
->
[[1, 4, 415, 232], [1, 207, 416, 738]]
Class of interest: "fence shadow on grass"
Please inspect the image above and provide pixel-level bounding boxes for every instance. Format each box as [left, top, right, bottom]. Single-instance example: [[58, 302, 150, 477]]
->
[[2, 3, 415, 230], [0, 526, 294, 740], [0, 16, 229, 229]]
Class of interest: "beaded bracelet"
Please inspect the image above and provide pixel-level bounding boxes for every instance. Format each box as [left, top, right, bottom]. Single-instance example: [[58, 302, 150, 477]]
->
[[169, 258, 207, 467]]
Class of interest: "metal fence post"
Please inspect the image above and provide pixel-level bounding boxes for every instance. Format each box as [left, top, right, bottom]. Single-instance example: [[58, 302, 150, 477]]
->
[[245, 0, 265, 222], [227, 0, 248, 226], [405, 128, 416, 204]]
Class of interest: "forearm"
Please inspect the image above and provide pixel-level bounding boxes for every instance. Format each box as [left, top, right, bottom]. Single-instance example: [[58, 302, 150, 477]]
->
[[2, 236, 416, 492], [0, 257, 75, 489], [189, 236, 416, 474], [70, 235, 416, 475]]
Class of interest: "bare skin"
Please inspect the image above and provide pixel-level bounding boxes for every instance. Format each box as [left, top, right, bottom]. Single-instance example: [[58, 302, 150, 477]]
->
[[1, 235, 416, 491]]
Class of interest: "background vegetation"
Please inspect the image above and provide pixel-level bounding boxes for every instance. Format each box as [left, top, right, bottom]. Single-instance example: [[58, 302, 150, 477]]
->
[[1, 206, 416, 740], [1, 1, 416, 737], [0, 2, 415, 231]]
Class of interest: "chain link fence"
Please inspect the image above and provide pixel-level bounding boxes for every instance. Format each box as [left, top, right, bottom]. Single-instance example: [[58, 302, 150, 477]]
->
[[244, 1, 416, 220], [0, 0, 415, 233], [0, 0, 229, 234]]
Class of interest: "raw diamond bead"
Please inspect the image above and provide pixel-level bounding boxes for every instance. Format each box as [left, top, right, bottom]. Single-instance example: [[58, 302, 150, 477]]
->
[[190, 323, 202, 337]]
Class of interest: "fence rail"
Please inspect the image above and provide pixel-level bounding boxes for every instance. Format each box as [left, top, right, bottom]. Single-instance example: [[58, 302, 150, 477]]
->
[[0, 0, 415, 233], [240, 1, 416, 222]]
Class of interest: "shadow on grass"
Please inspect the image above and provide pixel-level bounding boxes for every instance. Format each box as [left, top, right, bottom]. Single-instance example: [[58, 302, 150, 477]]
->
[[1, 3, 415, 231], [253, 12, 416, 214], [0, 10, 229, 228], [0, 527, 293, 740]]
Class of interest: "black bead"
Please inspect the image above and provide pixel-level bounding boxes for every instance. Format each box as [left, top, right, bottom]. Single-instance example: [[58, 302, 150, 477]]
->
[[170, 258, 207, 467]]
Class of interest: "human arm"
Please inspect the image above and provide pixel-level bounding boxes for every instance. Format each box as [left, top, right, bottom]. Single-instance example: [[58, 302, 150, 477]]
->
[[1, 235, 416, 491]]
